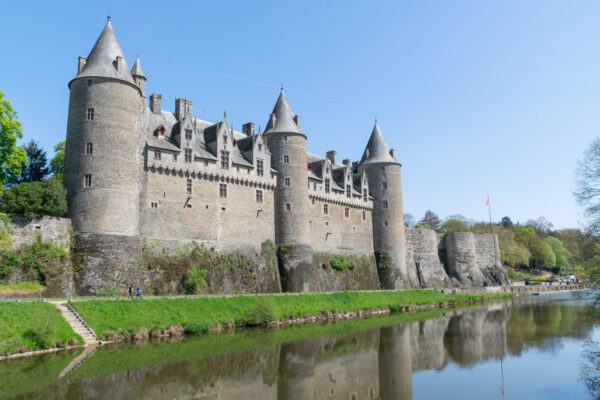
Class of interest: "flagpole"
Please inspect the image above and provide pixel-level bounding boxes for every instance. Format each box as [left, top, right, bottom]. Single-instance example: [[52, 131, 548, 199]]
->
[[488, 195, 493, 234]]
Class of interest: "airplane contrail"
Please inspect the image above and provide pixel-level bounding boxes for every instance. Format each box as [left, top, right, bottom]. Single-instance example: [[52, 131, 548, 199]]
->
[[224, 74, 338, 103]]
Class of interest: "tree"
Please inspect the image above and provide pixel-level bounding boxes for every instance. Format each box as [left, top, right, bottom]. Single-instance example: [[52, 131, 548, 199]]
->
[[414, 223, 432, 229], [439, 219, 469, 233], [1, 177, 67, 218], [525, 217, 554, 238], [500, 216, 514, 229], [419, 210, 441, 231], [0, 91, 27, 190], [50, 141, 65, 181], [515, 227, 550, 269], [13, 140, 50, 184], [544, 236, 572, 274], [445, 214, 475, 227], [575, 138, 600, 235], [403, 213, 415, 227]]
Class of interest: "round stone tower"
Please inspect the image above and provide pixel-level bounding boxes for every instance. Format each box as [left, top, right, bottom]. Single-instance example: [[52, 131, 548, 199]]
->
[[64, 19, 142, 238], [263, 89, 310, 246], [359, 123, 417, 289]]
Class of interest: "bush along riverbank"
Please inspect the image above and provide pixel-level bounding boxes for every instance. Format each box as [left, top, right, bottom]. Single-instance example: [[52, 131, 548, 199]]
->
[[0, 301, 82, 356], [70, 290, 512, 342]]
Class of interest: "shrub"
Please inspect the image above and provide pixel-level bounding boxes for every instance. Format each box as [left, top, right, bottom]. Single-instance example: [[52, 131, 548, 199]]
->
[[1, 177, 67, 218], [243, 296, 279, 326], [0, 239, 68, 283], [184, 323, 209, 335], [184, 266, 207, 294]]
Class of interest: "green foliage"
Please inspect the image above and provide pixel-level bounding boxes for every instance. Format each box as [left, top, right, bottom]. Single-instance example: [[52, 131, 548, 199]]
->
[[330, 255, 356, 271], [414, 223, 432, 229], [439, 219, 469, 233], [0, 91, 27, 191], [0, 239, 68, 283], [96, 287, 121, 297], [544, 236, 572, 274], [1, 177, 67, 218], [70, 291, 512, 340], [0, 282, 45, 294], [497, 228, 531, 267], [184, 266, 207, 294], [0, 301, 82, 355], [515, 228, 550, 268], [243, 296, 279, 326], [50, 141, 65, 182], [500, 216, 513, 228], [11, 140, 50, 184], [543, 241, 556, 270], [0, 213, 13, 251]]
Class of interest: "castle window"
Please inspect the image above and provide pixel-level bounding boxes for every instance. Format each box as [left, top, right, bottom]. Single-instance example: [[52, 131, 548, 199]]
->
[[383, 182, 388, 189], [380, 166, 385, 171], [325, 179, 330, 193], [219, 183, 227, 198], [257, 159, 264, 176], [85, 142, 93, 155], [284, 177, 290, 187], [158, 126, 165, 137], [344, 207, 349, 218], [87, 80, 93, 87], [185, 129, 192, 141], [384, 221, 389, 227], [154, 149, 161, 160], [256, 190, 263, 203], [346, 184, 351, 198], [323, 204, 329, 215], [313, 182, 317, 190], [283, 154, 290, 164], [151, 202, 159, 208], [173, 154, 177, 162], [86, 108, 94, 120], [84, 174, 92, 187], [312, 198, 315, 205], [258, 143, 262, 151], [186, 178, 192, 194], [362, 210, 366, 221], [285, 203, 291, 211], [363, 189, 368, 202], [283, 136, 288, 141], [383, 200, 388, 209], [220, 151, 229, 169], [185, 149, 192, 162], [223, 135, 228, 144]]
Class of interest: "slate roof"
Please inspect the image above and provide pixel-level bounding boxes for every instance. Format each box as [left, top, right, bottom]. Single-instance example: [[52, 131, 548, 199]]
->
[[73, 21, 135, 85], [131, 56, 146, 78], [359, 123, 400, 165], [264, 89, 303, 135]]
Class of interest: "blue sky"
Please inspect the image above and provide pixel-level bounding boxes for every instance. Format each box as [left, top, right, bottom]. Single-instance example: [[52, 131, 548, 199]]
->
[[2, 0, 600, 229]]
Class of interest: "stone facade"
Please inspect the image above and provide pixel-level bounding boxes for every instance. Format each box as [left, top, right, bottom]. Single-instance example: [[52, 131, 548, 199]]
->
[[62, 20, 508, 293]]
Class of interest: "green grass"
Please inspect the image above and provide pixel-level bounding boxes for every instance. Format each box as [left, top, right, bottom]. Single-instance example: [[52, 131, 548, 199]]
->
[[71, 290, 512, 339], [0, 282, 45, 295], [0, 301, 83, 356]]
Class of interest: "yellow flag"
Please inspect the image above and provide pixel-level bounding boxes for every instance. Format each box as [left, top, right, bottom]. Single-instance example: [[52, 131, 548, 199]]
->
[[486, 198, 490, 206]]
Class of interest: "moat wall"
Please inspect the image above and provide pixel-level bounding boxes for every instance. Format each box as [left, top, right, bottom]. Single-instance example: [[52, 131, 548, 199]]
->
[[2, 217, 508, 295]]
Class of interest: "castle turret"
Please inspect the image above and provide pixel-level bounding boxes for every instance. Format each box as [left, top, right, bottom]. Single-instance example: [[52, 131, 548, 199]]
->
[[263, 89, 310, 246], [358, 123, 416, 289], [131, 56, 146, 96], [64, 19, 142, 243]]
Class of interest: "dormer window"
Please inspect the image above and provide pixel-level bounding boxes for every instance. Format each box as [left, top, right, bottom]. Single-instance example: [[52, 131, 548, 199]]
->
[[346, 184, 351, 198], [325, 179, 330, 194], [185, 149, 192, 163], [257, 159, 264, 176], [223, 135, 228, 144], [363, 189, 367, 202], [185, 129, 192, 141], [157, 126, 165, 137], [220, 151, 229, 169], [258, 143, 262, 151]]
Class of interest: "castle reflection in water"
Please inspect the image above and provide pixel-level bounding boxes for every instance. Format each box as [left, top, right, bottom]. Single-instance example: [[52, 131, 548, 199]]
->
[[7, 299, 592, 400]]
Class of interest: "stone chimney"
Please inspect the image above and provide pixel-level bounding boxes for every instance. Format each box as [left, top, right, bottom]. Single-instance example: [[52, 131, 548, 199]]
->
[[326, 150, 337, 165], [242, 122, 255, 137], [343, 159, 351, 166], [150, 94, 162, 114], [78, 56, 87, 73], [175, 98, 193, 121]]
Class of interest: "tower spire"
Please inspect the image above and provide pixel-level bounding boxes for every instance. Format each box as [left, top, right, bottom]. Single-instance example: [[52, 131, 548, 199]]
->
[[107, 9, 111, 24]]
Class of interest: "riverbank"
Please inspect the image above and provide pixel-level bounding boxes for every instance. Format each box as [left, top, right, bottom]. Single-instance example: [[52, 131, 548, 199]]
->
[[70, 290, 512, 342], [0, 301, 83, 356]]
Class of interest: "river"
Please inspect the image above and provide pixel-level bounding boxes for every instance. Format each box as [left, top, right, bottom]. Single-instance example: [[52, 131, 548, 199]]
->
[[1, 292, 598, 399]]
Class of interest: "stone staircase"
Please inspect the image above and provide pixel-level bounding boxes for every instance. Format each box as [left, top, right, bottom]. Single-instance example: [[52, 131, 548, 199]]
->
[[58, 345, 98, 378], [50, 301, 101, 346]]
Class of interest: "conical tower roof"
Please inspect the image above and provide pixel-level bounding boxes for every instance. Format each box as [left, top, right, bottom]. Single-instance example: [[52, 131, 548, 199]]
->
[[359, 123, 400, 165], [263, 89, 303, 135], [131, 56, 146, 79], [72, 21, 135, 85]]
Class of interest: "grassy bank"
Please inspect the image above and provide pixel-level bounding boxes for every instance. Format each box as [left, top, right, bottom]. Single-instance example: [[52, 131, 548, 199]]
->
[[0, 301, 82, 356], [0, 282, 45, 297], [71, 290, 512, 340]]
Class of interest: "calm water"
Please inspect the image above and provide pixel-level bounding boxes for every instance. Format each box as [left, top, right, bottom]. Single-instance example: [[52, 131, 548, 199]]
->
[[2, 292, 599, 399]]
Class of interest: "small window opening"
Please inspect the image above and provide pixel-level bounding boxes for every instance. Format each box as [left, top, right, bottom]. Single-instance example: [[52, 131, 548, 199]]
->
[[86, 108, 94, 120]]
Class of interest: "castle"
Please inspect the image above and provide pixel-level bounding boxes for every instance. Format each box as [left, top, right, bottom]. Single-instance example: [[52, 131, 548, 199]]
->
[[64, 19, 508, 294]]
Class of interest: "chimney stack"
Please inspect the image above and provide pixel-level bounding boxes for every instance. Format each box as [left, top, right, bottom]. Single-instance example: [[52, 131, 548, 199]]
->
[[242, 122, 255, 137], [326, 150, 337, 165], [150, 94, 162, 114]]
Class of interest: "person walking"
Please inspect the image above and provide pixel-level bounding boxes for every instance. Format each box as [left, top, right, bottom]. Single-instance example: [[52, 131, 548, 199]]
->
[[128, 284, 133, 300], [136, 285, 142, 299]]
